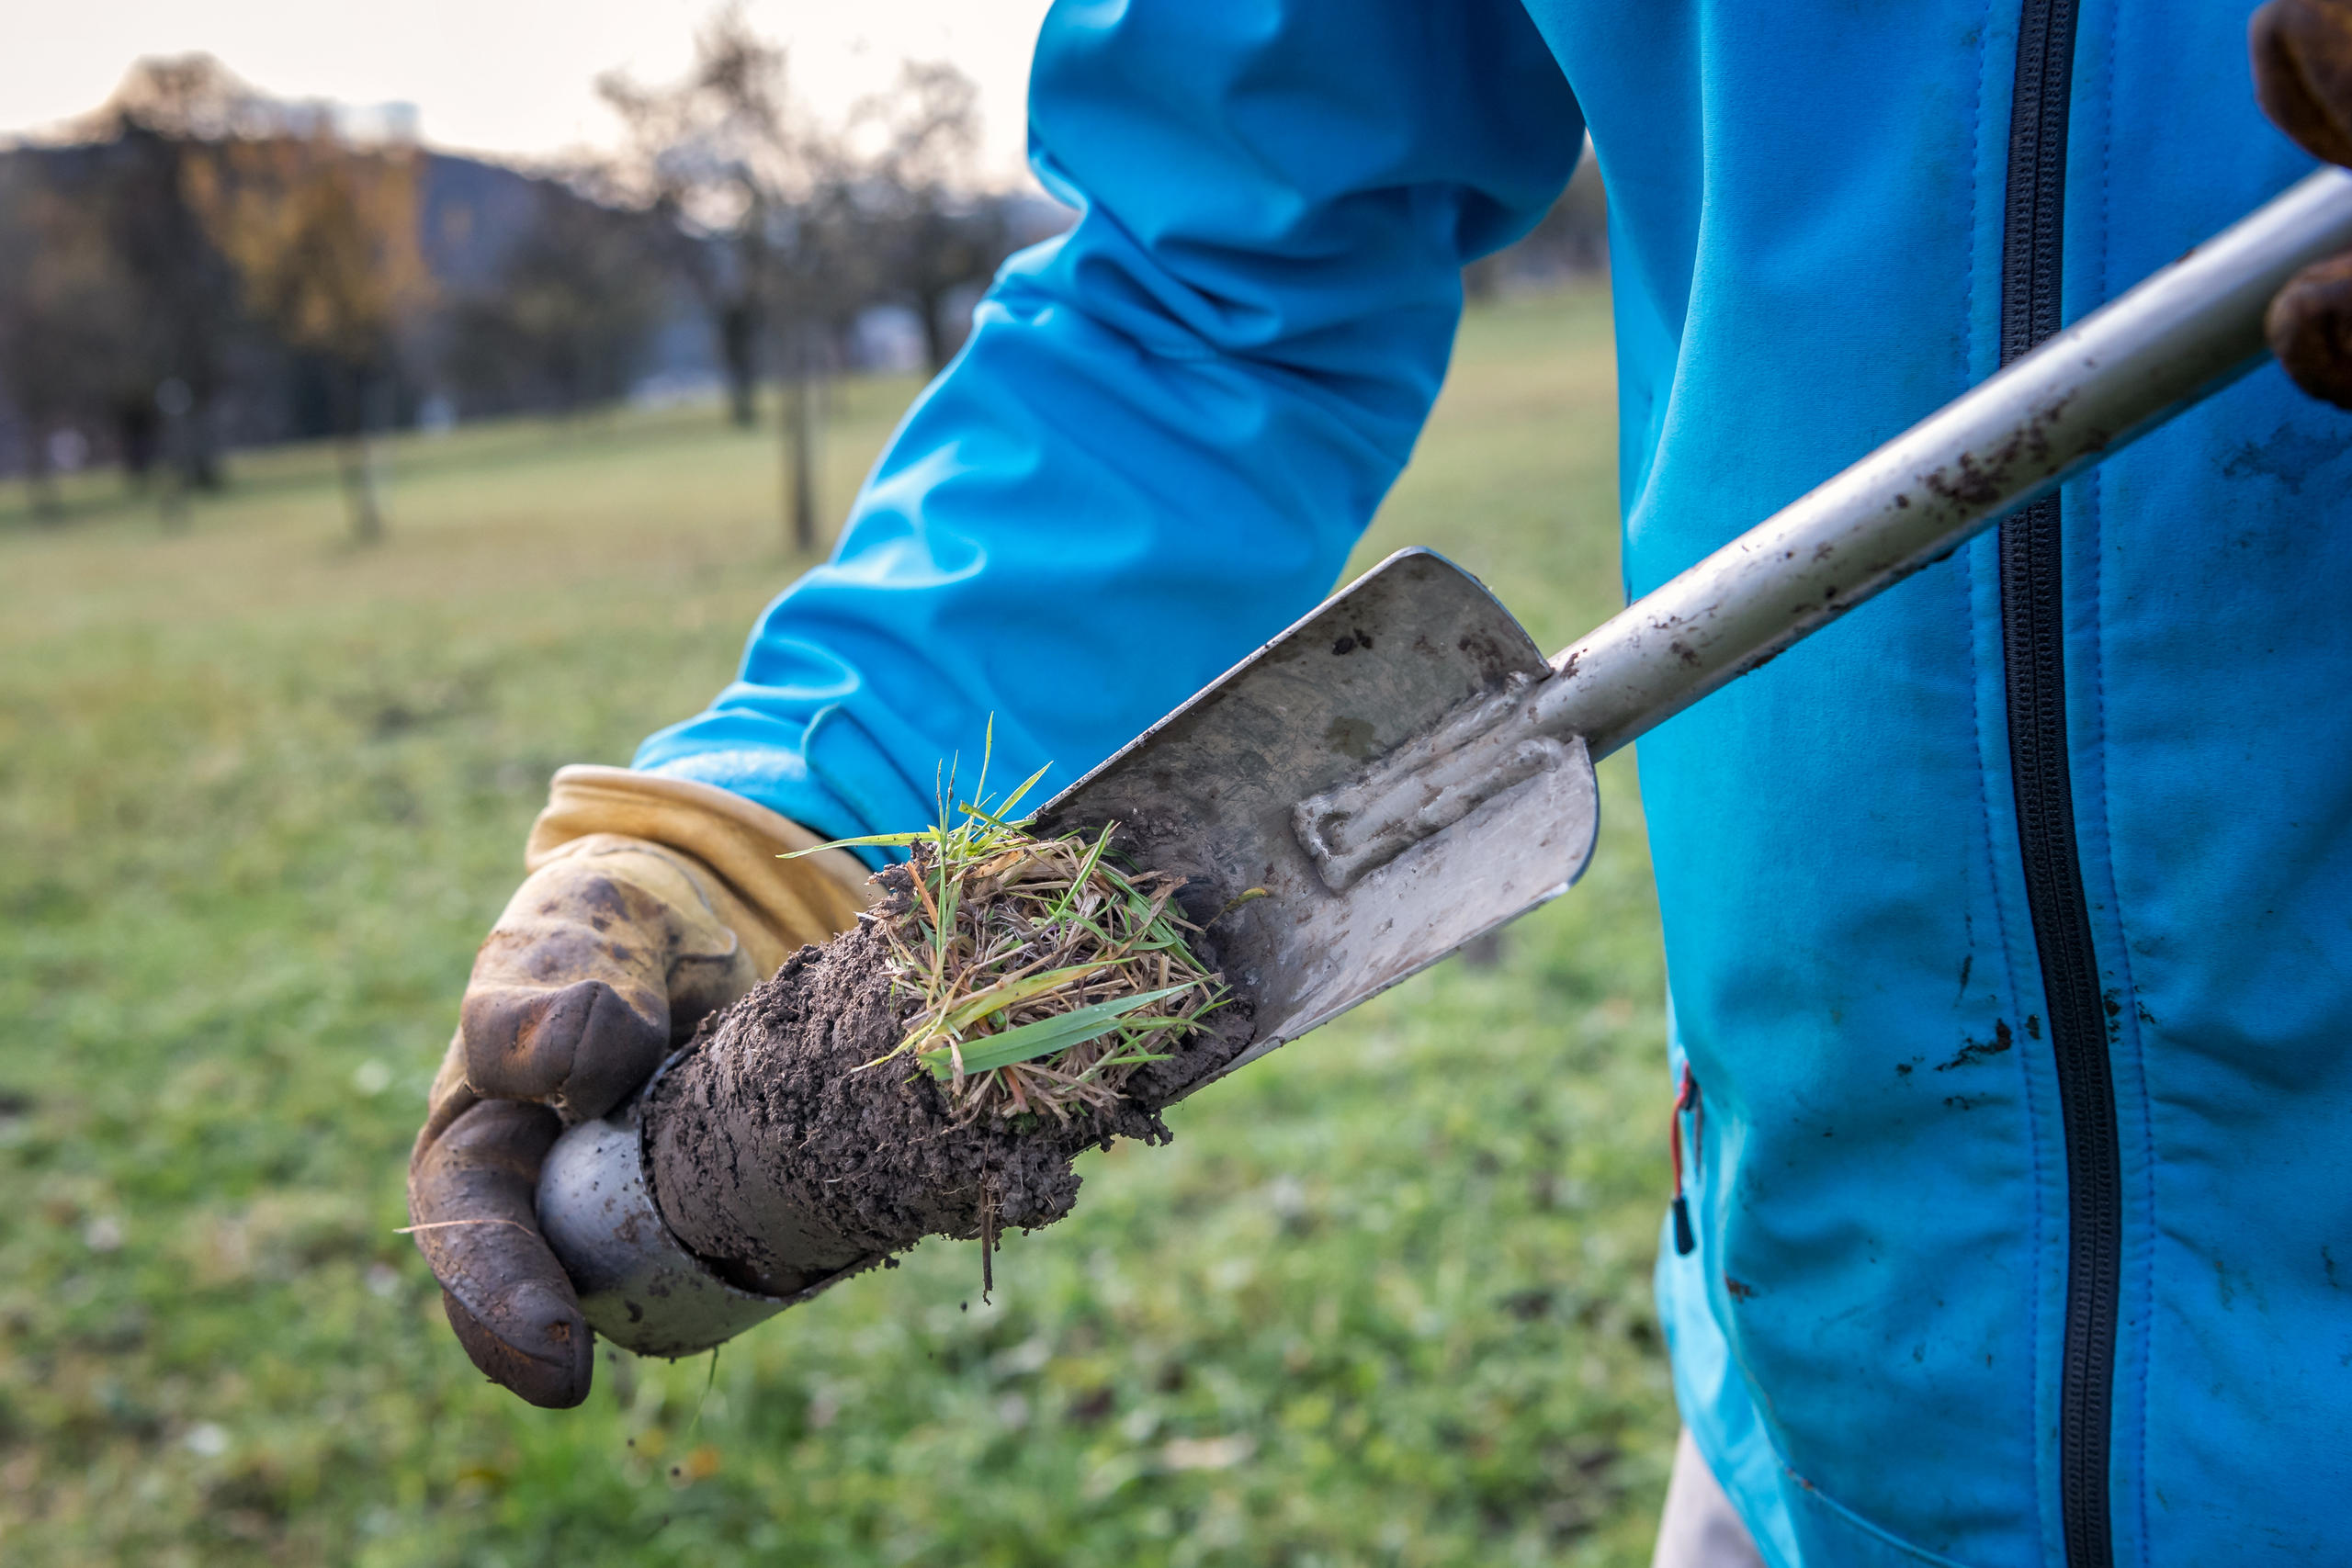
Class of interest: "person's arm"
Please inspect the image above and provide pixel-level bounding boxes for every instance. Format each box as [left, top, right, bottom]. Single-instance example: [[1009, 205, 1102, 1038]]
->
[[411, 0, 1585, 1408], [633, 0, 1587, 851]]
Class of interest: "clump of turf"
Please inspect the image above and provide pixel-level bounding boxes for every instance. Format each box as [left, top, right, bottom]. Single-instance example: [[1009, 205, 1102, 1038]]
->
[[878, 829, 1221, 1118], [813, 761, 1226, 1123], [645, 739, 1253, 1298]]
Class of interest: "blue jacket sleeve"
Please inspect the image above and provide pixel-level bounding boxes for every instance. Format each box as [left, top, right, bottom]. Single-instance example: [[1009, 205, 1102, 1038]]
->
[[633, 0, 1583, 861]]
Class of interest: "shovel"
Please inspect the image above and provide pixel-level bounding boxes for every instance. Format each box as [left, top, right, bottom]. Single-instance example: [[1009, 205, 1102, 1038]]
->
[[1036, 166, 2352, 1085], [538, 167, 2352, 1356]]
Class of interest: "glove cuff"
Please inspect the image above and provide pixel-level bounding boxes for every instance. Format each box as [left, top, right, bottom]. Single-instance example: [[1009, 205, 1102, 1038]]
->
[[526, 765, 873, 976]]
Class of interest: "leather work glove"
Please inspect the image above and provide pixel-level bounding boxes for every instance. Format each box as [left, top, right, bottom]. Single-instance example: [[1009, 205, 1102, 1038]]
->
[[407, 766, 870, 1407], [2254, 0, 2352, 406]]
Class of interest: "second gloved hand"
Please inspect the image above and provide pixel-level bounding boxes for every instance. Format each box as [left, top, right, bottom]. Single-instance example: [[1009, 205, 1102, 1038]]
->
[[2255, 0, 2352, 405]]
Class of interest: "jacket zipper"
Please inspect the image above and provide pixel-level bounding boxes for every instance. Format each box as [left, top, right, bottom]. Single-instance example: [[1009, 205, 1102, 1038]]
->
[[1668, 1066, 1702, 1257], [1997, 6, 2120, 1567]]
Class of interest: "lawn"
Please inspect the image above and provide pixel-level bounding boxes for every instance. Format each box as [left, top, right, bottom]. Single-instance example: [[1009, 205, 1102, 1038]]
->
[[0, 284, 1680, 1567]]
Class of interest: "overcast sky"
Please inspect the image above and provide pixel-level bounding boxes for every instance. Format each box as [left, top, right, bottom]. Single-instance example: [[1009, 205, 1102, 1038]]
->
[[3, 0, 1058, 183]]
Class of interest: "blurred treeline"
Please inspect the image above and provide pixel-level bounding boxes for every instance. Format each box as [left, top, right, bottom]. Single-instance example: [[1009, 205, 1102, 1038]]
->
[[0, 17, 1068, 543], [0, 10, 1606, 546]]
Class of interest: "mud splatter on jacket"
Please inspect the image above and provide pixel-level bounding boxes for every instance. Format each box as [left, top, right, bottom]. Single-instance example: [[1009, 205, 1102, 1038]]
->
[[637, 3, 2352, 1561]]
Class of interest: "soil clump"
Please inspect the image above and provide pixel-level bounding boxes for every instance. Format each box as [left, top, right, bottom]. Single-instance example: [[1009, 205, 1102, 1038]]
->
[[644, 878, 1253, 1298]]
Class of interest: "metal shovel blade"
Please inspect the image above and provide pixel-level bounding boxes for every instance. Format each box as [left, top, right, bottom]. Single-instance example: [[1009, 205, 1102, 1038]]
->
[[1035, 547, 1597, 1089]]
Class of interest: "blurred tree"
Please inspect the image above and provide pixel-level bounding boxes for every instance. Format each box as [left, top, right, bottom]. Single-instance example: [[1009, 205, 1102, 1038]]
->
[[440, 186, 665, 418], [599, 6, 868, 553], [853, 62, 1018, 373], [82, 55, 267, 495], [0, 161, 138, 518], [599, 8, 793, 434], [186, 123, 430, 542], [769, 164, 869, 558]]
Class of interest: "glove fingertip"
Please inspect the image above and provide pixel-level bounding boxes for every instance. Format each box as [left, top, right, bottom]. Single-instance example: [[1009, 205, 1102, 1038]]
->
[[442, 1284, 595, 1409]]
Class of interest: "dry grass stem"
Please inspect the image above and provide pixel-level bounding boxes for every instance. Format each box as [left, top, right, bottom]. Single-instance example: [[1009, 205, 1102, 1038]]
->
[[792, 743, 1226, 1123]]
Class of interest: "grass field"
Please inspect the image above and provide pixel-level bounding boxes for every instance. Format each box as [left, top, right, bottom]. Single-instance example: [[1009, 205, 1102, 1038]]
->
[[0, 285, 1680, 1566]]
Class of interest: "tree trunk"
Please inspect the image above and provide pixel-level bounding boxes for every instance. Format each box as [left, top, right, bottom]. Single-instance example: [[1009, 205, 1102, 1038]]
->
[[918, 286, 953, 375], [720, 300, 761, 429], [781, 328, 821, 555], [157, 468, 190, 533], [157, 387, 191, 533], [25, 428, 61, 523], [339, 438, 385, 544], [186, 392, 225, 492], [116, 403, 160, 490], [338, 370, 387, 545]]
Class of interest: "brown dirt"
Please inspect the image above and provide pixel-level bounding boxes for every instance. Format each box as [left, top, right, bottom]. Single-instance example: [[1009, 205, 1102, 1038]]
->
[[642, 874, 1255, 1297]]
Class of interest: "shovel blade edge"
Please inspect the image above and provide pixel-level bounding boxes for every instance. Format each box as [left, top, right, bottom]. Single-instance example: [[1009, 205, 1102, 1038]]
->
[[1037, 547, 1600, 1089]]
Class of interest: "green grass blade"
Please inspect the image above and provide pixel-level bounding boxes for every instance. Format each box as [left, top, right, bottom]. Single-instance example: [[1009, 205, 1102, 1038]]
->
[[781, 830, 932, 857], [918, 986, 1194, 1078], [994, 761, 1055, 820], [932, 963, 1111, 1036]]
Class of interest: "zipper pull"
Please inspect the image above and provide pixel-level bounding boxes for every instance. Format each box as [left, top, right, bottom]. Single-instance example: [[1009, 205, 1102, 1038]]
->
[[1668, 1066, 1702, 1257]]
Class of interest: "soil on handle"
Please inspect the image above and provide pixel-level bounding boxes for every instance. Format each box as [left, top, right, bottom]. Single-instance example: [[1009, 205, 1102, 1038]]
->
[[644, 861, 1256, 1299]]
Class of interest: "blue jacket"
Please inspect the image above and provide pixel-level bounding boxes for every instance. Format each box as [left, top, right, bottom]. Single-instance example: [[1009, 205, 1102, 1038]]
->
[[637, 3, 2352, 1562]]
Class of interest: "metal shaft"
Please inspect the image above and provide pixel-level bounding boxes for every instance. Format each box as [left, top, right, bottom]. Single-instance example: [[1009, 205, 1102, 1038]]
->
[[1539, 166, 2352, 760], [1293, 168, 2352, 895]]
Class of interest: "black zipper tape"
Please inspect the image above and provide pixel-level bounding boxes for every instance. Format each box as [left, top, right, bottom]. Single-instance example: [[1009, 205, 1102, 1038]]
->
[[1998, 5, 2120, 1566]]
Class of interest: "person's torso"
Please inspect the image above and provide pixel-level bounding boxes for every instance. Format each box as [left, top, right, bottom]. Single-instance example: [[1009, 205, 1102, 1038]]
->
[[1521, 2, 2352, 1562]]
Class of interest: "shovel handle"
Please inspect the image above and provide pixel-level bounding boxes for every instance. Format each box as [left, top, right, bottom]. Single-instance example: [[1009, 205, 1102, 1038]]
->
[[1535, 167, 2352, 761]]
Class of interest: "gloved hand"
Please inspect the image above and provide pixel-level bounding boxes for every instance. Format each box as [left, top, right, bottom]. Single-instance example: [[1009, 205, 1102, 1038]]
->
[[407, 766, 869, 1406], [2254, 0, 2352, 406]]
